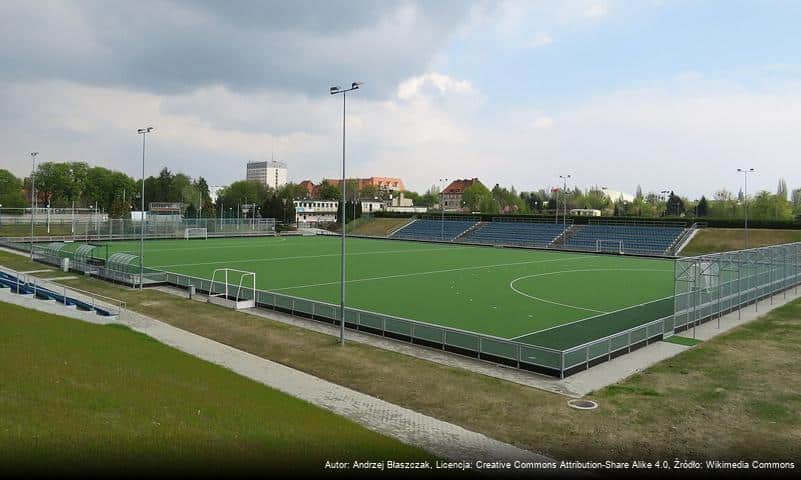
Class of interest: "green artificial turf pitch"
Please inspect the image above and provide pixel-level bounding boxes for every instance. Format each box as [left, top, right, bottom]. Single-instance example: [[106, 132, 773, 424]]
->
[[87, 236, 675, 350]]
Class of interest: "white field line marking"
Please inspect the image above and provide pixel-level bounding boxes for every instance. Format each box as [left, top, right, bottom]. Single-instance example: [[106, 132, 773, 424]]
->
[[271, 255, 593, 291], [508, 268, 673, 340], [151, 245, 477, 268], [508, 268, 670, 315]]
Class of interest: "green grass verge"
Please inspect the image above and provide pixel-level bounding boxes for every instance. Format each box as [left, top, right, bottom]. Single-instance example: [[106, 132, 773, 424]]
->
[[683, 228, 801, 255], [0, 301, 431, 474], [663, 335, 702, 346]]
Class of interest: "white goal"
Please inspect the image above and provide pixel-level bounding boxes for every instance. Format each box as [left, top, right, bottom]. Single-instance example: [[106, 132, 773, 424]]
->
[[184, 227, 208, 240], [596, 239, 624, 254], [208, 268, 256, 310]]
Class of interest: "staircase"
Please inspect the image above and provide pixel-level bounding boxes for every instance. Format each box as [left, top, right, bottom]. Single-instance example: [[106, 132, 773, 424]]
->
[[454, 221, 486, 242], [388, 218, 417, 237], [549, 224, 582, 248]]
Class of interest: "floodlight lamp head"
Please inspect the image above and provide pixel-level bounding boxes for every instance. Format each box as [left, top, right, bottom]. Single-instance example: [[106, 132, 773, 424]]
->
[[137, 127, 154, 134], [330, 86, 341, 94], [351, 81, 363, 89]]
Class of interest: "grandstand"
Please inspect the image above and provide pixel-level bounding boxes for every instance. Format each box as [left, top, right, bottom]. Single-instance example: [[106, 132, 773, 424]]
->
[[386, 216, 688, 257], [563, 221, 686, 255], [391, 218, 478, 241], [460, 219, 569, 247]]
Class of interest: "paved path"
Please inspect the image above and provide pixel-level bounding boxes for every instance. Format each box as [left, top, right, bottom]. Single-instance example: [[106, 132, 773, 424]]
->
[[0, 270, 551, 463]]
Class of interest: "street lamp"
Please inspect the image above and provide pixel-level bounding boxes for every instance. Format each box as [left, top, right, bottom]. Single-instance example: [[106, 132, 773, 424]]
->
[[330, 81, 362, 346], [29, 152, 39, 260], [737, 168, 756, 249], [661, 190, 671, 216], [438, 178, 449, 241], [559, 174, 571, 226], [137, 127, 154, 290]]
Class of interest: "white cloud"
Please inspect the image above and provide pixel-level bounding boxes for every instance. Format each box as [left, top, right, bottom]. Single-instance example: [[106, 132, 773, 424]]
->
[[585, 3, 608, 18], [530, 32, 553, 48], [531, 116, 554, 129], [397, 73, 477, 101], [2, 75, 800, 200]]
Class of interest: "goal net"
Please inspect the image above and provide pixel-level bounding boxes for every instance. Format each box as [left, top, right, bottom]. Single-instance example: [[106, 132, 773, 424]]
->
[[208, 268, 256, 310], [184, 227, 208, 240], [596, 239, 624, 254]]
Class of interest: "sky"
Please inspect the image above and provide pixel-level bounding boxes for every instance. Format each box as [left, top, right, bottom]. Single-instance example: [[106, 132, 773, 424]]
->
[[1, 0, 800, 199]]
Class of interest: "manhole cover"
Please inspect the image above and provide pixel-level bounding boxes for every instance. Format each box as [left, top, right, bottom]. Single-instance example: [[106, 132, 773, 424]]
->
[[568, 399, 599, 410]]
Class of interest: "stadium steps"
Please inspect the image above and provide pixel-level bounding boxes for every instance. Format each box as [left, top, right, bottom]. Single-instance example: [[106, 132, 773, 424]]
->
[[454, 221, 488, 241], [386, 218, 416, 237], [389, 218, 417, 236], [550, 224, 583, 248], [668, 225, 698, 255]]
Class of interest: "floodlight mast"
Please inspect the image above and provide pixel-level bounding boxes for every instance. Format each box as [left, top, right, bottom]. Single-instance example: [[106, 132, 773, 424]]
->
[[29, 152, 39, 259], [330, 81, 362, 346], [559, 174, 571, 226], [737, 168, 755, 249], [439, 178, 449, 240], [137, 127, 154, 290]]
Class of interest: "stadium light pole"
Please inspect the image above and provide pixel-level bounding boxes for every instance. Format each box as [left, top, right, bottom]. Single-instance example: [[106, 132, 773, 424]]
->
[[29, 152, 39, 259], [439, 178, 449, 241], [660, 190, 671, 216], [559, 175, 571, 226], [330, 81, 362, 346], [137, 127, 154, 290], [737, 168, 755, 249]]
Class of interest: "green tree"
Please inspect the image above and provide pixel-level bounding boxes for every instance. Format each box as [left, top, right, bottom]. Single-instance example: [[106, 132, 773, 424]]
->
[[317, 180, 340, 200], [750, 191, 793, 220], [0, 169, 26, 208], [777, 178, 788, 200], [696, 196, 709, 217], [666, 191, 685, 216], [359, 183, 379, 200], [462, 181, 491, 212], [217, 180, 270, 209]]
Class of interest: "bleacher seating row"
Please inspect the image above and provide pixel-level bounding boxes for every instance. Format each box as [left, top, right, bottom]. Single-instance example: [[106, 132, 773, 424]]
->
[[387, 217, 686, 256], [0, 270, 116, 316], [564, 224, 685, 255], [460, 222, 567, 247], [391, 219, 477, 241]]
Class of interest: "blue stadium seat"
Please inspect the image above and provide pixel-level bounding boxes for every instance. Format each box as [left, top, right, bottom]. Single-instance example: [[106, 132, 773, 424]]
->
[[564, 224, 684, 255], [460, 222, 567, 247]]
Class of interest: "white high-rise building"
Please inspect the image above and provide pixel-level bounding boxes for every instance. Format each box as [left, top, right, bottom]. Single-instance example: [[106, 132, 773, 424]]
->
[[246, 160, 287, 190]]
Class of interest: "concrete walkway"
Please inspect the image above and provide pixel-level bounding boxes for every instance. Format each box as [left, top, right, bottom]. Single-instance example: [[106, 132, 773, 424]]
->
[[0, 276, 551, 463]]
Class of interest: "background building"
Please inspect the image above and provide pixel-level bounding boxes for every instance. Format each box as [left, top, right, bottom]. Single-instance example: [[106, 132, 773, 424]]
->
[[246, 161, 287, 190], [442, 178, 480, 211], [294, 199, 338, 225], [323, 177, 405, 195]]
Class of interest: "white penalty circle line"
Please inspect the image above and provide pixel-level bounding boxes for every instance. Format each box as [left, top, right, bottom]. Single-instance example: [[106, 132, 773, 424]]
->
[[508, 268, 673, 316]]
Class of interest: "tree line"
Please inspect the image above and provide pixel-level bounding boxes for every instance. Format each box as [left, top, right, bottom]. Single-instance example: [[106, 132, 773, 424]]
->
[[3, 162, 800, 222]]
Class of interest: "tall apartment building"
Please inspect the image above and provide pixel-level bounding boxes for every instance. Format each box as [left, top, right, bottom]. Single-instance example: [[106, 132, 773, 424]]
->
[[246, 161, 288, 190]]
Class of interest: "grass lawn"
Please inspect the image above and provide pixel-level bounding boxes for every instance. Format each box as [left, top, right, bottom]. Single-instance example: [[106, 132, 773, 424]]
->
[[683, 228, 801, 255], [349, 217, 413, 236], [2, 249, 800, 461], [84, 235, 674, 350], [0, 300, 431, 475]]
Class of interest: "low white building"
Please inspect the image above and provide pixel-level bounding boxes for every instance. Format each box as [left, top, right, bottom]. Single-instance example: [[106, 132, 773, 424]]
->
[[294, 200, 338, 225]]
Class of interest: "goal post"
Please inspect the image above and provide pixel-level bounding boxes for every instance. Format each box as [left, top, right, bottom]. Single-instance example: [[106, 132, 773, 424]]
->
[[184, 227, 208, 240], [596, 239, 624, 254], [208, 268, 256, 310]]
